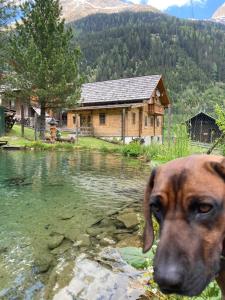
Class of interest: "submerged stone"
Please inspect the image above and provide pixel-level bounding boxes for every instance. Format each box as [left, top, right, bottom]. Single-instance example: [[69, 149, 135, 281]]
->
[[51, 240, 73, 256], [116, 213, 139, 229], [64, 230, 80, 242], [96, 232, 108, 240], [24, 281, 44, 300], [76, 234, 91, 247], [116, 235, 142, 248], [86, 227, 104, 237], [48, 235, 64, 250], [0, 246, 8, 254], [58, 213, 74, 220], [33, 254, 53, 274], [99, 238, 116, 246]]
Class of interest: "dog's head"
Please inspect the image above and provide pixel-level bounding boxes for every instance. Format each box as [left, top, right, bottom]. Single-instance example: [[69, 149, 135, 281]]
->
[[143, 155, 225, 296]]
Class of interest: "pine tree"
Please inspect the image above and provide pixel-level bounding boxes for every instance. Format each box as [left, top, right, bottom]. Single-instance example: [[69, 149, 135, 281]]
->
[[9, 0, 82, 139], [0, 0, 16, 73]]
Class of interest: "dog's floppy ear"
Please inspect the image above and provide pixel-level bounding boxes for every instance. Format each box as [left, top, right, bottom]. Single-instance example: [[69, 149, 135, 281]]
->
[[143, 168, 157, 253], [208, 158, 225, 182], [207, 159, 225, 257]]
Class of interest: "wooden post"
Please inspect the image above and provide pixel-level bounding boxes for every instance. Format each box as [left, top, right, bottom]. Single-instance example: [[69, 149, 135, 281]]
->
[[40, 104, 46, 140], [138, 108, 143, 138], [122, 108, 126, 144], [167, 105, 172, 146], [34, 112, 38, 141], [21, 104, 24, 138], [153, 115, 156, 137], [59, 109, 63, 127], [200, 120, 203, 143], [76, 113, 79, 143]]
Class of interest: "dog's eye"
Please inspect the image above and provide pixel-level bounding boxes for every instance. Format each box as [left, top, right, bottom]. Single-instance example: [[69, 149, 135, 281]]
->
[[150, 203, 161, 214], [197, 203, 213, 214]]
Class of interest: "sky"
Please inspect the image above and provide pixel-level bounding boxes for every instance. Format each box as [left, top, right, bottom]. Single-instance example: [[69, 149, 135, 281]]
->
[[133, 0, 206, 11], [8, 0, 225, 20], [130, 0, 224, 19]]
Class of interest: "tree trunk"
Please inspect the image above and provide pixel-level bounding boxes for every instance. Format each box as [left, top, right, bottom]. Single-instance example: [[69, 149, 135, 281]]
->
[[58, 108, 63, 127], [39, 104, 46, 140], [21, 104, 24, 138]]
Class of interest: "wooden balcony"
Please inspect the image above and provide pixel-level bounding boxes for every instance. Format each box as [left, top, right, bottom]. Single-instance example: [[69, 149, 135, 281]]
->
[[148, 104, 164, 115]]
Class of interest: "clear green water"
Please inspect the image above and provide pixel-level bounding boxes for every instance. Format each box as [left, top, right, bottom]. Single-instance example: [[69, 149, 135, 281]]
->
[[0, 150, 150, 299]]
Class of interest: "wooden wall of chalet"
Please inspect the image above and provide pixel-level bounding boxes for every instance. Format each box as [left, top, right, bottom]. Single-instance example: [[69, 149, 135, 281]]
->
[[67, 103, 163, 138]]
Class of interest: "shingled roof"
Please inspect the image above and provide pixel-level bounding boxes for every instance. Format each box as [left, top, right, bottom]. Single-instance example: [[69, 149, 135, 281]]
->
[[81, 75, 162, 105]]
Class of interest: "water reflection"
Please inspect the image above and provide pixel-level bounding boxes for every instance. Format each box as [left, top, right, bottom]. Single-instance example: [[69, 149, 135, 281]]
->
[[0, 150, 150, 297]]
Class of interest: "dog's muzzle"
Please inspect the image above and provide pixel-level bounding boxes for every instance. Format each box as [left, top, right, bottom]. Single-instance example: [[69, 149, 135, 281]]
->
[[153, 259, 218, 297]]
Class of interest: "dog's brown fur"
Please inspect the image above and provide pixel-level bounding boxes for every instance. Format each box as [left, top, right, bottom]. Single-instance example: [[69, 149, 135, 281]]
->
[[143, 154, 225, 298]]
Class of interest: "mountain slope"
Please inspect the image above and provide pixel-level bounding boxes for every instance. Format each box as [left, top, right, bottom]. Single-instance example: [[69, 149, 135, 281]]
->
[[60, 0, 159, 22], [212, 2, 225, 24], [71, 12, 225, 117]]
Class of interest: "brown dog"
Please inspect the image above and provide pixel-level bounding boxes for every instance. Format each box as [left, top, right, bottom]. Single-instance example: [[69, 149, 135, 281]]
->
[[143, 154, 225, 298]]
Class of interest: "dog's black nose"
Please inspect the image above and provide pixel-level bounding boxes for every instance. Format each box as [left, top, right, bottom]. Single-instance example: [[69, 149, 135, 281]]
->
[[154, 264, 184, 292]]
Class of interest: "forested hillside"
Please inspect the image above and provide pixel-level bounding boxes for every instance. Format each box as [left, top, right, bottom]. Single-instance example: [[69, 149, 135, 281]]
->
[[71, 12, 225, 118]]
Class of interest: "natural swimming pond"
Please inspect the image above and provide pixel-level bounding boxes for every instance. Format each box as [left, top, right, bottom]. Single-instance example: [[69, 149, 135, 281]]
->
[[0, 150, 150, 299]]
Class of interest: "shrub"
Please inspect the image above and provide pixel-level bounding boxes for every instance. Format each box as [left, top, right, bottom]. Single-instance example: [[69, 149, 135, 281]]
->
[[121, 142, 143, 157], [144, 143, 163, 161]]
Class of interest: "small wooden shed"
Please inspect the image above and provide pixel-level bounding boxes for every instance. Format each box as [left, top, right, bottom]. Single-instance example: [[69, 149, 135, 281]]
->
[[186, 112, 222, 143]]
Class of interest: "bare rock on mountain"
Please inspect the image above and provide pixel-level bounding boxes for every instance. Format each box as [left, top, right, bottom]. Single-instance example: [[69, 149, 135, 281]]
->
[[60, 0, 159, 22], [212, 2, 225, 25]]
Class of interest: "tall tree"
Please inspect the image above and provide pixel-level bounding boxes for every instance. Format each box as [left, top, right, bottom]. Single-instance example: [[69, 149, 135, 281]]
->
[[0, 0, 16, 73], [9, 0, 82, 139]]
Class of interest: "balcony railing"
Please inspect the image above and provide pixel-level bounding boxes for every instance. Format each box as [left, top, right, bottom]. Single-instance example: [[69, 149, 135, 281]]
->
[[78, 126, 93, 136]]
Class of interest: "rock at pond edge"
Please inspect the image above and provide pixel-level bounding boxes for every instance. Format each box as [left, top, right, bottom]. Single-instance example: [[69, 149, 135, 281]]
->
[[116, 212, 140, 229]]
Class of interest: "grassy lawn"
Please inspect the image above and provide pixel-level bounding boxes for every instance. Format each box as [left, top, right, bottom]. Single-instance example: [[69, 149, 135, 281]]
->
[[76, 137, 119, 150], [0, 125, 35, 146], [0, 125, 121, 150], [1, 125, 216, 162]]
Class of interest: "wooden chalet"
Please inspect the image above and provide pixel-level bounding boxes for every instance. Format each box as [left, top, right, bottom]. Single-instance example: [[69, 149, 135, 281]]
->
[[0, 85, 51, 128], [186, 112, 222, 143], [67, 75, 170, 144]]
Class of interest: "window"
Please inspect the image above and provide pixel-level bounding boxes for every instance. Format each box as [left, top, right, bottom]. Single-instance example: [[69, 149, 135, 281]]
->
[[132, 113, 136, 125], [99, 113, 106, 125], [87, 115, 91, 126], [80, 115, 86, 126], [150, 116, 154, 127], [73, 116, 76, 125], [156, 117, 160, 127], [145, 116, 148, 127]]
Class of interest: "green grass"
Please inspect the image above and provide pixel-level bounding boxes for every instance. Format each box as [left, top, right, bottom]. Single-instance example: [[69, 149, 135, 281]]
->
[[1, 125, 208, 161], [0, 125, 121, 151], [0, 125, 35, 146], [75, 137, 119, 150]]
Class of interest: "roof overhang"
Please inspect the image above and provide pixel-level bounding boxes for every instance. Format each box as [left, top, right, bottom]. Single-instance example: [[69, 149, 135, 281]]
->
[[72, 103, 144, 111], [185, 111, 216, 123], [155, 78, 170, 107]]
